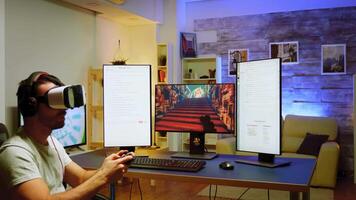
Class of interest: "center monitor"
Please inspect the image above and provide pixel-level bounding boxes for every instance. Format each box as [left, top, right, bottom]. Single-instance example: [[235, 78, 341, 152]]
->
[[155, 83, 235, 159]]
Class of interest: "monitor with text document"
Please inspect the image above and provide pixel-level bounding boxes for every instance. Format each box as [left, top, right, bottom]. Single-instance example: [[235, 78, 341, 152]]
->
[[103, 64, 152, 148], [236, 58, 289, 167]]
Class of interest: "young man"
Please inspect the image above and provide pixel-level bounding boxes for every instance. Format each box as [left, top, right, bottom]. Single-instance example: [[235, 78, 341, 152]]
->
[[0, 72, 133, 200]]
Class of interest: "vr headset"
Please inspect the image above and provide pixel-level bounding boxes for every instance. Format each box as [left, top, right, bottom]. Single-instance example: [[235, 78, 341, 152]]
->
[[37, 85, 86, 109]]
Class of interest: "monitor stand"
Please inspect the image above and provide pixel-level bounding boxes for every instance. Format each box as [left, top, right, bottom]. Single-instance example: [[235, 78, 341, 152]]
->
[[120, 146, 135, 152], [235, 153, 291, 168], [171, 132, 217, 160], [65, 146, 85, 155]]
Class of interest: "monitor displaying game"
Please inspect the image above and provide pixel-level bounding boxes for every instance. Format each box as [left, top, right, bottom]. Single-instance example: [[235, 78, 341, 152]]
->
[[18, 105, 87, 148], [52, 105, 86, 148], [155, 83, 235, 159]]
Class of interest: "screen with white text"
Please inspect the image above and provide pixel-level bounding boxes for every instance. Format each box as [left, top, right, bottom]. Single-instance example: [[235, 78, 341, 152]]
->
[[103, 65, 151, 147], [236, 58, 281, 155]]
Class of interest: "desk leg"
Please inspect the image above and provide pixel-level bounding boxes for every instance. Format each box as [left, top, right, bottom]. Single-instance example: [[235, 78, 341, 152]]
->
[[289, 192, 299, 200], [290, 190, 310, 200], [302, 189, 310, 200], [110, 183, 115, 200]]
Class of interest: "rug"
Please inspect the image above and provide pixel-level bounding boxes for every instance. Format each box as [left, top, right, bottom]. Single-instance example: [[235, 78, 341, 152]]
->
[[197, 185, 333, 200]]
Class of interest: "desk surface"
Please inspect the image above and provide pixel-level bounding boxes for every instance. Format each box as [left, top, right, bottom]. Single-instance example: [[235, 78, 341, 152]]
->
[[70, 149, 316, 192]]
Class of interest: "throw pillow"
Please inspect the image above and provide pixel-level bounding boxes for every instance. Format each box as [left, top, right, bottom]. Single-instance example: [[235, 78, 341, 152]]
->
[[296, 133, 329, 156]]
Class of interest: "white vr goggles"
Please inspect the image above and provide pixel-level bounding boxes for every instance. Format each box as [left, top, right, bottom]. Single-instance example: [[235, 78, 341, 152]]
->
[[37, 85, 86, 109]]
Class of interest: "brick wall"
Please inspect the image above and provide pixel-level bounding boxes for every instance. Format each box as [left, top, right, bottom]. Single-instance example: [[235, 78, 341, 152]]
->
[[194, 7, 356, 173]]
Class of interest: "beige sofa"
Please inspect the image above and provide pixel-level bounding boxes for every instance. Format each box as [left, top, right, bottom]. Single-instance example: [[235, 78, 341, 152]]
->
[[216, 115, 340, 188]]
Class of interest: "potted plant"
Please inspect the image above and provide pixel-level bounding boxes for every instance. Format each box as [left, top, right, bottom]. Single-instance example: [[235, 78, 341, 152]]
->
[[112, 40, 128, 65], [111, 58, 128, 65]]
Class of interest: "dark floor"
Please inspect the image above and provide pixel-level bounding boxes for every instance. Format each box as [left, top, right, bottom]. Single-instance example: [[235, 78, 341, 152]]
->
[[99, 176, 356, 200], [334, 176, 356, 200]]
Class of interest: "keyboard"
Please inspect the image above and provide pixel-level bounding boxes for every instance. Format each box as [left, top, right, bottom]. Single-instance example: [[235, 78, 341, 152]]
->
[[129, 157, 206, 172]]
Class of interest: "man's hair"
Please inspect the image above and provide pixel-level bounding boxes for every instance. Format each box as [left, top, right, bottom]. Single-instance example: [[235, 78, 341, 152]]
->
[[17, 71, 64, 117]]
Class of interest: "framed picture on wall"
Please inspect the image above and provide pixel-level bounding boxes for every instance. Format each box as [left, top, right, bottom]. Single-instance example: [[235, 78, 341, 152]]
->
[[228, 49, 249, 77], [270, 41, 299, 64], [180, 32, 197, 58], [321, 44, 346, 75]]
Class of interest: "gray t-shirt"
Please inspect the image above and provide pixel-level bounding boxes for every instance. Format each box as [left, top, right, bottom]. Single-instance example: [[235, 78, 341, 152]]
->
[[0, 129, 72, 197]]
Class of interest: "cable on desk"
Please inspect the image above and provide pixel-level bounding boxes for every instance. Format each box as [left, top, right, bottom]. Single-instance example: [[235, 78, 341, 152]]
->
[[128, 179, 143, 200], [208, 185, 218, 200], [267, 189, 270, 200], [137, 179, 143, 200], [214, 185, 218, 200], [236, 188, 250, 200], [129, 181, 134, 200]]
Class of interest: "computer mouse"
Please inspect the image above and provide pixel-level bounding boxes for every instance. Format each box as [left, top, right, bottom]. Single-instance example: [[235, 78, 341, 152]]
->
[[219, 161, 234, 170]]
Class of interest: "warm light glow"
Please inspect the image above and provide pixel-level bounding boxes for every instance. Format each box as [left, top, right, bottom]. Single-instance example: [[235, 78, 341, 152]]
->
[[109, 0, 126, 5]]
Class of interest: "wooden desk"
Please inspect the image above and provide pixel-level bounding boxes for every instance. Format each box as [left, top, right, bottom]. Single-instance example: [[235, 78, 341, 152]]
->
[[71, 149, 316, 200]]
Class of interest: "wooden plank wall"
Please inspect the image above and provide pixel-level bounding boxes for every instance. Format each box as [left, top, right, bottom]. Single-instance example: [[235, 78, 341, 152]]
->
[[194, 7, 356, 173]]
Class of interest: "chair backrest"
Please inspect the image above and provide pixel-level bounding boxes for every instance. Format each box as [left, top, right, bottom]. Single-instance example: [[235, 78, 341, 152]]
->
[[0, 123, 9, 145]]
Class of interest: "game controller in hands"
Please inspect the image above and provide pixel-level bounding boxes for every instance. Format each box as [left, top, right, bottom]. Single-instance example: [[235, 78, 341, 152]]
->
[[120, 152, 135, 165]]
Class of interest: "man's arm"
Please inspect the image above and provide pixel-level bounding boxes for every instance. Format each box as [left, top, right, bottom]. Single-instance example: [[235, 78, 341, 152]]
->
[[10, 170, 107, 200], [63, 161, 97, 187], [10, 153, 133, 200], [64, 150, 132, 187]]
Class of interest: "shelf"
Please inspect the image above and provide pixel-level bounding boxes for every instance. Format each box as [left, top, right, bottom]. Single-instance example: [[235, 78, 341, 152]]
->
[[91, 106, 103, 119], [183, 78, 216, 81], [87, 68, 104, 149], [157, 136, 167, 140], [182, 57, 216, 61], [156, 43, 171, 84], [182, 56, 219, 84]]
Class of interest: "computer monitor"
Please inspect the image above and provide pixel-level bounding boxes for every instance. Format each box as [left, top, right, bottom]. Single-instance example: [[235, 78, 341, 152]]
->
[[18, 105, 87, 149], [52, 105, 86, 148], [235, 58, 289, 167], [155, 83, 235, 159], [103, 64, 152, 150]]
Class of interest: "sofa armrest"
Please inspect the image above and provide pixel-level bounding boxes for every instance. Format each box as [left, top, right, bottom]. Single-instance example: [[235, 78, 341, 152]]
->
[[311, 141, 340, 187], [216, 137, 236, 154]]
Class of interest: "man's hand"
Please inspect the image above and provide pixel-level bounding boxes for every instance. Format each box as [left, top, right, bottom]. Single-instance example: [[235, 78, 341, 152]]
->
[[98, 150, 134, 183]]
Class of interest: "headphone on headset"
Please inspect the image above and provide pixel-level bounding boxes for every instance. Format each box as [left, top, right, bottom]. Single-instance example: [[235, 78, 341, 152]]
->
[[17, 71, 63, 117]]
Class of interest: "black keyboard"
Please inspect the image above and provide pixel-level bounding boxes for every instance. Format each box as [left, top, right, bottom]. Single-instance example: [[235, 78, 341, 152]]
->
[[129, 157, 206, 172]]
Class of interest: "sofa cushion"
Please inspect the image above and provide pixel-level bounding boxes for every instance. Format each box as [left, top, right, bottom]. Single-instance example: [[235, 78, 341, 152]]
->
[[282, 115, 337, 140], [279, 152, 316, 159], [282, 136, 304, 153], [296, 133, 329, 156]]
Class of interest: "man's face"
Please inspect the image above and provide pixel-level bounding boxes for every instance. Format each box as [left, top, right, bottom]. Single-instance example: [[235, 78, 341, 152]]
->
[[36, 82, 66, 130]]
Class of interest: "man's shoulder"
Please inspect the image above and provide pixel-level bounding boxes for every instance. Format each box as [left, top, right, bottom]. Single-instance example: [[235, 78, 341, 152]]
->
[[0, 133, 32, 153]]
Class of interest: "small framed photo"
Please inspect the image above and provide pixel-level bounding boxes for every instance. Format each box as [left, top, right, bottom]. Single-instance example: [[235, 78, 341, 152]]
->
[[270, 41, 299, 64], [228, 49, 249, 76], [180, 32, 197, 58], [321, 44, 346, 75]]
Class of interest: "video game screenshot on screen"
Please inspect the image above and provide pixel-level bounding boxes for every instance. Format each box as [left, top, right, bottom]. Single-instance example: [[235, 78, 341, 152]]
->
[[155, 84, 235, 134]]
